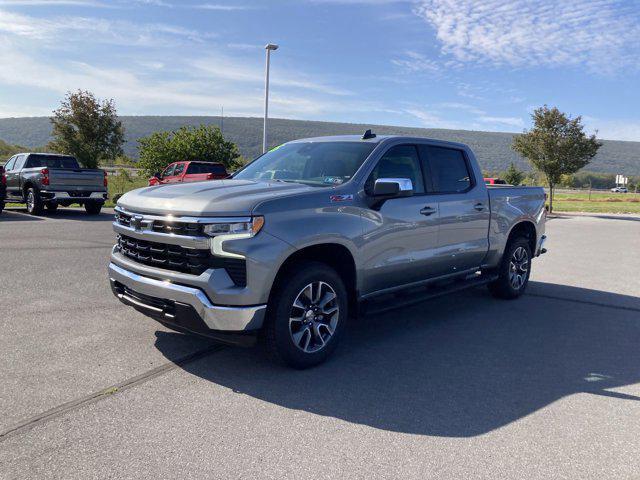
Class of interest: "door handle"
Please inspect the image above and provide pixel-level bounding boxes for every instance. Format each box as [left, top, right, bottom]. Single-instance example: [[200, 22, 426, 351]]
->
[[474, 203, 485, 211], [420, 206, 436, 216]]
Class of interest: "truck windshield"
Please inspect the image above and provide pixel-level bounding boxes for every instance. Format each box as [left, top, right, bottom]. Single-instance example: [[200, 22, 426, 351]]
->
[[25, 155, 80, 169], [234, 142, 376, 187]]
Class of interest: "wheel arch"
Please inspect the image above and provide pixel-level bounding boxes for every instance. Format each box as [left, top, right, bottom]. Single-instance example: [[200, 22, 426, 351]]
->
[[269, 242, 358, 317], [506, 220, 537, 255]]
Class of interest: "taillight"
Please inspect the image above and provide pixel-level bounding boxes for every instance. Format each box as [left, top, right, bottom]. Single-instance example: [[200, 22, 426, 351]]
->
[[104, 170, 108, 187], [41, 168, 50, 186]]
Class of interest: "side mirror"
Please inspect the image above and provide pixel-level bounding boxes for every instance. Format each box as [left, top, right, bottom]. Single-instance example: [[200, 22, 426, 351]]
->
[[373, 178, 413, 197], [153, 172, 162, 180]]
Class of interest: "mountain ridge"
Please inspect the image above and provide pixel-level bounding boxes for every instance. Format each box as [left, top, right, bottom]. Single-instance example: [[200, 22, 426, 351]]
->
[[0, 116, 638, 174]]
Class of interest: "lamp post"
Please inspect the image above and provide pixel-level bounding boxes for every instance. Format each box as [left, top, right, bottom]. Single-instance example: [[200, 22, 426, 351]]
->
[[263, 43, 278, 154]]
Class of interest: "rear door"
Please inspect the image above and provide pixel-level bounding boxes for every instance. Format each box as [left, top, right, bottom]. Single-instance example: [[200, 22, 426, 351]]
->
[[360, 144, 440, 294], [419, 144, 490, 275]]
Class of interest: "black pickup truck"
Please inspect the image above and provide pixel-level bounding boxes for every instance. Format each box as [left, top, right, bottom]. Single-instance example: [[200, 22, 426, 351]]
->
[[3, 153, 108, 215]]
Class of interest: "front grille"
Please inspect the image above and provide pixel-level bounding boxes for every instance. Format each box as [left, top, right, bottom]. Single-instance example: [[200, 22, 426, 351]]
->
[[115, 210, 203, 236], [117, 234, 246, 286]]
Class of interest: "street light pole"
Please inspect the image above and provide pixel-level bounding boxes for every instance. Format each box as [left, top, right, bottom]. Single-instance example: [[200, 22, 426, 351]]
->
[[263, 43, 278, 154]]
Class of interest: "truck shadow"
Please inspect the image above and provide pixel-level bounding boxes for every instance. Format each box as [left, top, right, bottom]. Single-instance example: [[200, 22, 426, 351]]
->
[[154, 282, 640, 438]]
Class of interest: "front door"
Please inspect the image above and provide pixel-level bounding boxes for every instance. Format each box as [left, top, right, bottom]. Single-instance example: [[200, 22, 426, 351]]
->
[[360, 144, 440, 294]]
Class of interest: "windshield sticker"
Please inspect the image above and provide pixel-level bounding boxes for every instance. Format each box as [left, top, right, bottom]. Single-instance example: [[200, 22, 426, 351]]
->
[[330, 194, 353, 202], [269, 144, 284, 152], [323, 177, 344, 185]]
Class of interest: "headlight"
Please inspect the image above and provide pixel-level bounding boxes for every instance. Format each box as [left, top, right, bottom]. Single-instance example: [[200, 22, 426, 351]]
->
[[203, 216, 264, 258]]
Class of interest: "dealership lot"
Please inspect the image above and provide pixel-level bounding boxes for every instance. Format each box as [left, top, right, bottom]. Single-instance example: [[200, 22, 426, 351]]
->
[[1, 208, 639, 479]]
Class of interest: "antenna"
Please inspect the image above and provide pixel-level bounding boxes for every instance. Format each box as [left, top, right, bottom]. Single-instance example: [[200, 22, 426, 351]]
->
[[362, 129, 376, 139]]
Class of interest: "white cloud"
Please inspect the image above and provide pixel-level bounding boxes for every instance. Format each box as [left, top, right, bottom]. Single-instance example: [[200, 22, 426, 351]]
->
[[414, 0, 640, 73], [391, 51, 440, 74], [193, 3, 254, 10], [0, 0, 107, 5]]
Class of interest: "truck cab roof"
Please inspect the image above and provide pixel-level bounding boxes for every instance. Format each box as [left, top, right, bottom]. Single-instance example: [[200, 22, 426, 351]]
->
[[287, 134, 470, 151]]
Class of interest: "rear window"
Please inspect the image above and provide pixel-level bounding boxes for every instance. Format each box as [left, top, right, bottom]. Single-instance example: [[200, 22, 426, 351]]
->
[[187, 163, 226, 175], [25, 155, 80, 169], [421, 146, 472, 193]]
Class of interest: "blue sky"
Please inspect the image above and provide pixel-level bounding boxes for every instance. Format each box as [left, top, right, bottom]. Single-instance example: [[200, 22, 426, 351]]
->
[[0, 0, 639, 140]]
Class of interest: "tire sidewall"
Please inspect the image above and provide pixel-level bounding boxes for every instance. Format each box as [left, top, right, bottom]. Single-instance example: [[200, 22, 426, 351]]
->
[[268, 262, 348, 368], [501, 238, 532, 297], [26, 188, 43, 215]]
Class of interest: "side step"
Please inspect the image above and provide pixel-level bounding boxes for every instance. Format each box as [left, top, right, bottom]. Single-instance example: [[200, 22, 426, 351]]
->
[[361, 273, 499, 316]]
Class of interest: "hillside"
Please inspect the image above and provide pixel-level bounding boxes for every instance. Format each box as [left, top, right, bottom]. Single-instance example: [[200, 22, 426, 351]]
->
[[0, 116, 638, 174]]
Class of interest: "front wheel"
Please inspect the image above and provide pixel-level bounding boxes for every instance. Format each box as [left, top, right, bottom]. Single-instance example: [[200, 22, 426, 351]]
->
[[264, 261, 348, 369], [488, 237, 532, 299], [84, 202, 103, 215]]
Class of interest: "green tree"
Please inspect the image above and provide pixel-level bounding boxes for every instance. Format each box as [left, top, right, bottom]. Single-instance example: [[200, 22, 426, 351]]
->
[[137, 124, 242, 177], [502, 162, 525, 185], [512, 106, 601, 212], [49, 90, 124, 169]]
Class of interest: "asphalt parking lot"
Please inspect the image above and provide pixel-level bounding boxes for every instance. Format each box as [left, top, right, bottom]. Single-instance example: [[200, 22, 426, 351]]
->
[[1, 208, 639, 479]]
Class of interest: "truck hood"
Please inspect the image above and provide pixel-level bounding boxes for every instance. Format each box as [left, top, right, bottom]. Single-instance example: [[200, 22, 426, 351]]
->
[[117, 179, 314, 216]]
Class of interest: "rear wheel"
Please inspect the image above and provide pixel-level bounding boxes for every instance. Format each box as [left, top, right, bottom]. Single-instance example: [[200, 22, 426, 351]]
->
[[265, 261, 347, 369], [488, 237, 532, 299], [0, 202, 4, 214], [26, 187, 44, 215], [84, 202, 103, 215]]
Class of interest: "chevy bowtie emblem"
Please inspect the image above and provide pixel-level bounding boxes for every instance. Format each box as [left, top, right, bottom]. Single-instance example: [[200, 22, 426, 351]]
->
[[131, 215, 144, 231]]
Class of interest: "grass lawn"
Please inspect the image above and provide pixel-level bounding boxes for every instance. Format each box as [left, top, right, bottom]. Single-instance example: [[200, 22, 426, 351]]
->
[[553, 191, 640, 214]]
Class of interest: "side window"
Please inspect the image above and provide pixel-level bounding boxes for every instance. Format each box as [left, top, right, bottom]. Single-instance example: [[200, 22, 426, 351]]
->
[[14, 155, 27, 170], [173, 163, 185, 176], [421, 146, 472, 193], [367, 145, 425, 194], [4, 157, 16, 171], [162, 164, 176, 177]]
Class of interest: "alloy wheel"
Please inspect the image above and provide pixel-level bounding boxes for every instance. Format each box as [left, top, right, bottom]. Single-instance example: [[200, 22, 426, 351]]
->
[[289, 281, 339, 353], [509, 246, 529, 290]]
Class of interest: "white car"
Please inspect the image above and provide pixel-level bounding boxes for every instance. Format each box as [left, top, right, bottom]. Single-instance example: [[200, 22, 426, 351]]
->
[[611, 187, 628, 193]]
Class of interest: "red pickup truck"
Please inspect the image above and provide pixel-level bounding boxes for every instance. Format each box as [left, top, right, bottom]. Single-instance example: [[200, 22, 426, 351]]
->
[[149, 161, 228, 186]]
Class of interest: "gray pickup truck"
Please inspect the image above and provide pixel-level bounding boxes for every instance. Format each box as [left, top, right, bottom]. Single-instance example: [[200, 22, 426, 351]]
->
[[109, 133, 547, 368], [3, 153, 108, 215]]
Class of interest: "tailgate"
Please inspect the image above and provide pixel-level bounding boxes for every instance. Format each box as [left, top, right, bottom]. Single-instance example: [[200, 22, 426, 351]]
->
[[49, 169, 105, 190]]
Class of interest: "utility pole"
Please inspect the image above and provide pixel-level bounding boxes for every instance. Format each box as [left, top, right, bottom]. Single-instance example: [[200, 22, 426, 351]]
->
[[263, 43, 279, 153]]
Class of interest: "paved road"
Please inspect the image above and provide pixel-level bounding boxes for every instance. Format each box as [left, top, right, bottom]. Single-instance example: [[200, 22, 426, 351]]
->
[[1, 208, 639, 479]]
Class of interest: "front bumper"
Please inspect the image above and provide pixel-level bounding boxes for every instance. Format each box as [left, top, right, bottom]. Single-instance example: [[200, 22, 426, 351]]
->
[[108, 262, 266, 342]]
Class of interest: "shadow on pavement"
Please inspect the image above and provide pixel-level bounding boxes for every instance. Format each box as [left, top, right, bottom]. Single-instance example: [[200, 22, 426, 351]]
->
[[155, 282, 640, 438], [1, 207, 113, 222]]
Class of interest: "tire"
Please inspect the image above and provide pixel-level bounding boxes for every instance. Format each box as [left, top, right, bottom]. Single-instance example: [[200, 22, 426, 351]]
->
[[0, 202, 4, 214], [488, 237, 532, 299], [46, 203, 59, 212], [26, 187, 44, 215], [84, 202, 103, 215], [264, 261, 348, 369]]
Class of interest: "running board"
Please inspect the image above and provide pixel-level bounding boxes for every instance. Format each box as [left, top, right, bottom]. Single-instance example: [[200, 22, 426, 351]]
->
[[361, 273, 499, 316]]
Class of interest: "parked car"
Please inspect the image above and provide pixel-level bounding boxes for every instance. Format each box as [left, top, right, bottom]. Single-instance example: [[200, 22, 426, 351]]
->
[[3, 153, 107, 215], [0, 164, 6, 214], [109, 132, 547, 368], [148, 161, 228, 186], [611, 186, 628, 193], [484, 177, 508, 185]]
